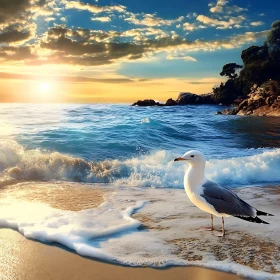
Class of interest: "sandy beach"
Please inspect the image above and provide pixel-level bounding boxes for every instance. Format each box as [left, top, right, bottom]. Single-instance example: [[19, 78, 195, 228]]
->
[[0, 228, 244, 280], [0, 182, 279, 280]]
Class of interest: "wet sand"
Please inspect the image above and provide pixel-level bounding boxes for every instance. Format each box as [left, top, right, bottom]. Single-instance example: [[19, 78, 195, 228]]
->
[[1, 182, 279, 279], [0, 181, 105, 211], [133, 185, 280, 275], [0, 228, 244, 280]]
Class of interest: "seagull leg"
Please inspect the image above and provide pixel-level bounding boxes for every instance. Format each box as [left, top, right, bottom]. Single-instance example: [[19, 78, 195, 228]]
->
[[200, 214, 214, 231], [213, 217, 225, 237]]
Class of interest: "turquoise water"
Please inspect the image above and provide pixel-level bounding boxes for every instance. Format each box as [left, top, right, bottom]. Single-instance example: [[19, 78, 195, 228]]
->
[[1, 103, 280, 187]]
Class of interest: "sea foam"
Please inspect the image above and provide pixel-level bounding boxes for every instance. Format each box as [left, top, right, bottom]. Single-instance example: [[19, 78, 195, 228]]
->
[[1, 140, 280, 188]]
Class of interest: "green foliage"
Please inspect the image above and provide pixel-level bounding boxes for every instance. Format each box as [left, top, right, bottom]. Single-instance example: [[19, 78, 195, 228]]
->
[[267, 20, 280, 46], [220, 63, 242, 79], [213, 80, 239, 105], [241, 45, 268, 65]]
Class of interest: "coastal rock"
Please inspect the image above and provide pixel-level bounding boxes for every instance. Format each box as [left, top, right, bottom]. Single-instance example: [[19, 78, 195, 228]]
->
[[131, 99, 163, 106], [176, 92, 215, 105], [222, 108, 238, 115], [221, 82, 280, 116], [176, 92, 197, 104], [165, 98, 178, 106], [237, 99, 248, 111], [132, 93, 215, 107]]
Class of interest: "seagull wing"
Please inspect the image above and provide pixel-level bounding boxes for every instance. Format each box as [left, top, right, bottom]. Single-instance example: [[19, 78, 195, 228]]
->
[[200, 180, 256, 217]]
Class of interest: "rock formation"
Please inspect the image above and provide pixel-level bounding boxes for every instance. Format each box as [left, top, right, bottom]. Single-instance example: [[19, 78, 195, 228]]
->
[[222, 81, 280, 116]]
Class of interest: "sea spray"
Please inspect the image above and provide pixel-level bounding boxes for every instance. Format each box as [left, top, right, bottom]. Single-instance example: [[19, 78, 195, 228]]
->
[[1, 141, 280, 187]]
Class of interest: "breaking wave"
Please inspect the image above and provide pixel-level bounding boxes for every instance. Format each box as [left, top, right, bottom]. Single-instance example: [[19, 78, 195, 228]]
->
[[1, 140, 280, 188]]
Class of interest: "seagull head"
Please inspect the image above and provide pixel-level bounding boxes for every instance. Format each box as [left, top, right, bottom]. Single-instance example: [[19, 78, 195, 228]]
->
[[174, 150, 206, 166]]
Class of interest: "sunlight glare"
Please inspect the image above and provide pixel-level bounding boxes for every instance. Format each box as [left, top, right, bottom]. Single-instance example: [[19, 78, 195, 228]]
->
[[39, 82, 51, 94]]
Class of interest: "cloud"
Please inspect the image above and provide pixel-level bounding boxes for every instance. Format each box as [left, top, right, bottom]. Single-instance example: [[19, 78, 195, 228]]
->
[[0, 71, 133, 83], [91, 16, 111, 22], [63, 0, 126, 14], [0, 26, 33, 44], [0, 22, 268, 67], [0, 46, 36, 61], [209, 0, 247, 14], [196, 15, 246, 29], [251, 21, 264, 27], [0, 0, 60, 45], [183, 22, 206, 31], [124, 12, 183, 27], [183, 22, 196, 31], [166, 54, 197, 62]]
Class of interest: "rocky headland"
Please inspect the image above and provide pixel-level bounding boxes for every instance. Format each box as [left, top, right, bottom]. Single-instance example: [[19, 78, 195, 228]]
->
[[132, 20, 280, 117], [221, 82, 280, 116]]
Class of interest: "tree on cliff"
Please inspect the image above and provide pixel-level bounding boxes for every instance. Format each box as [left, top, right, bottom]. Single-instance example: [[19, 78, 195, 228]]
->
[[213, 20, 280, 105], [220, 63, 243, 79]]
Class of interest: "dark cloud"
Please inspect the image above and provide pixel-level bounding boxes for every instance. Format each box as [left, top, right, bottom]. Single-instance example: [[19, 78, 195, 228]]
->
[[0, 46, 36, 61], [0, 0, 55, 44], [0, 28, 31, 43], [35, 26, 186, 65], [40, 36, 106, 55], [0, 0, 30, 23]]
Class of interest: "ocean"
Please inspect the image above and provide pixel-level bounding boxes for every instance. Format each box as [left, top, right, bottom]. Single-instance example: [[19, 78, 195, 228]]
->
[[0, 103, 280, 278]]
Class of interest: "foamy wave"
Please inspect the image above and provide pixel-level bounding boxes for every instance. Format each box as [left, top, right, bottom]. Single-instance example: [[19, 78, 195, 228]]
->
[[1, 140, 280, 187], [207, 149, 280, 185], [139, 117, 150, 124]]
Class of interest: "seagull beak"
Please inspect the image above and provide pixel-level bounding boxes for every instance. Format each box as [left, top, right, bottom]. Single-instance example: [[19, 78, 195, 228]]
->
[[174, 157, 186, 162]]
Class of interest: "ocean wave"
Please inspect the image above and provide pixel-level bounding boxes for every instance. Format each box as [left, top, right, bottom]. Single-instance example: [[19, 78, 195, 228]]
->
[[1, 140, 280, 187]]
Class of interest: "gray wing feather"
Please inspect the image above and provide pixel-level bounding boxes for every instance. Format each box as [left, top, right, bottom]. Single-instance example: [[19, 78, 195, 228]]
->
[[201, 181, 256, 217]]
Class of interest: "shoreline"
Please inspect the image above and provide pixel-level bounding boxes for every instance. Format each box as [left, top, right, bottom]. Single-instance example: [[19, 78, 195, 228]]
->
[[0, 182, 279, 279], [0, 228, 245, 280]]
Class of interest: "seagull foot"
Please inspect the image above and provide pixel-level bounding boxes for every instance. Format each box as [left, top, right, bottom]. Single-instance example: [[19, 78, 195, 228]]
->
[[213, 230, 225, 237], [199, 226, 214, 231]]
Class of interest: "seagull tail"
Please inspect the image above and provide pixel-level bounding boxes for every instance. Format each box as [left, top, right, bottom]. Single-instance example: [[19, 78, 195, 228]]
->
[[256, 210, 274, 216], [234, 215, 269, 224]]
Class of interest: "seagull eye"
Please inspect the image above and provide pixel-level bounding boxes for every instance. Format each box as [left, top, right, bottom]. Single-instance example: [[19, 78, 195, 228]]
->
[[190, 155, 194, 158]]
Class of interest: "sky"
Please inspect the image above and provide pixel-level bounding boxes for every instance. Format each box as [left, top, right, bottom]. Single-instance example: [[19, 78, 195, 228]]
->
[[0, 0, 279, 103]]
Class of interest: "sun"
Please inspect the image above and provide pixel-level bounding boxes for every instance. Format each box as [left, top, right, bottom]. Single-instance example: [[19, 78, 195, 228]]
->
[[39, 82, 51, 94]]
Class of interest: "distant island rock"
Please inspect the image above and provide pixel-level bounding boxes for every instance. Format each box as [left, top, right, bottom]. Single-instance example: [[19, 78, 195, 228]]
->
[[176, 92, 215, 105], [131, 99, 164, 106], [165, 98, 178, 106], [131, 92, 215, 107]]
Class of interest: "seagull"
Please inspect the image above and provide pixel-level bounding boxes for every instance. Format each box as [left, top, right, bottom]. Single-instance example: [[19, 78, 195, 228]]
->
[[174, 150, 273, 237]]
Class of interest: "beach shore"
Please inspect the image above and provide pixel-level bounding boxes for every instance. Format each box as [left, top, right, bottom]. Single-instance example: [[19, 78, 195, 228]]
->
[[0, 182, 279, 280], [0, 228, 244, 280]]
